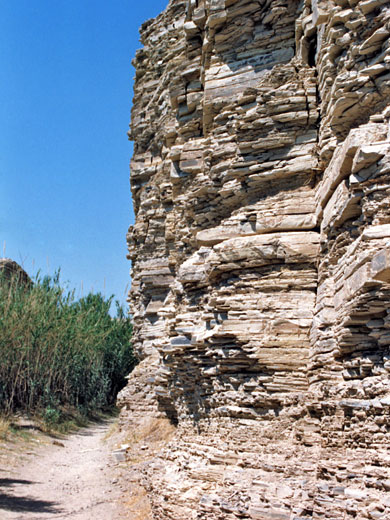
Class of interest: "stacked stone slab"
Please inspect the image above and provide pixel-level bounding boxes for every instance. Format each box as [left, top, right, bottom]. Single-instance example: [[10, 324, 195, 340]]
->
[[118, 0, 390, 518]]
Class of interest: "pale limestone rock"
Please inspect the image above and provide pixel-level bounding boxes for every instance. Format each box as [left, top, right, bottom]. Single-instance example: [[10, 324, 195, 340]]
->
[[120, 0, 390, 518], [371, 247, 390, 282]]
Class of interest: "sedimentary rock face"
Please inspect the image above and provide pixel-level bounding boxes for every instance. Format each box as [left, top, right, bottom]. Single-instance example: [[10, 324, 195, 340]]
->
[[119, 0, 390, 518], [0, 258, 31, 287]]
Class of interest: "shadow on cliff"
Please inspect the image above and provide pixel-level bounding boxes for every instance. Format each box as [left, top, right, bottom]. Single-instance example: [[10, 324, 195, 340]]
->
[[159, 332, 282, 428]]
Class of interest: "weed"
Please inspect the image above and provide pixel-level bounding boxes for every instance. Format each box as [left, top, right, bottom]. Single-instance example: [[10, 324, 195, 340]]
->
[[0, 270, 136, 421], [0, 417, 10, 440], [43, 406, 62, 427]]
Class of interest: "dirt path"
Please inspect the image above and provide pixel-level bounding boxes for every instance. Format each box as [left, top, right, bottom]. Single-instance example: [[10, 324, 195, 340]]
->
[[0, 420, 132, 520]]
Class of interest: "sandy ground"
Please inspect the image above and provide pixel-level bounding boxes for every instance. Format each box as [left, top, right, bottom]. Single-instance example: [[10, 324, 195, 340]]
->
[[0, 420, 133, 520]]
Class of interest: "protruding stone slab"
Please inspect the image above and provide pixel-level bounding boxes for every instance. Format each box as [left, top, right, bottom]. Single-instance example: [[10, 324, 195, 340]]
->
[[371, 248, 390, 282]]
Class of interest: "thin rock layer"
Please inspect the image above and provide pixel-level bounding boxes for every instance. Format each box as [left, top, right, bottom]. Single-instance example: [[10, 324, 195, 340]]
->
[[119, 0, 390, 518]]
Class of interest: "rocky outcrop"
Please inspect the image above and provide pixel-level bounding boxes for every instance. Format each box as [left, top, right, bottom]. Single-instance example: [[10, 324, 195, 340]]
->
[[119, 0, 390, 518], [0, 258, 31, 287]]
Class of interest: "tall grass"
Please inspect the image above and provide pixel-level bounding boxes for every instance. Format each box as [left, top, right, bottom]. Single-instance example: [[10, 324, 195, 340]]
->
[[0, 270, 135, 417]]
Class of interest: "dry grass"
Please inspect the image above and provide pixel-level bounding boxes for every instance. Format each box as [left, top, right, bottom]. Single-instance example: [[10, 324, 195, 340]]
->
[[120, 485, 153, 520], [103, 419, 120, 441], [0, 417, 10, 440], [108, 416, 177, 518], [110, 416, 176, 450], [120, 417, 176, 463], [133, 416, 176, 443], [0, 415, 49, 471]]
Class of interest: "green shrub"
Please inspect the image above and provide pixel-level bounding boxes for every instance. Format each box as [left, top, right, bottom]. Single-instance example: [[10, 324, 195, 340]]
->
[[0, 269, 135, 416], [43, 406, 62, 426]]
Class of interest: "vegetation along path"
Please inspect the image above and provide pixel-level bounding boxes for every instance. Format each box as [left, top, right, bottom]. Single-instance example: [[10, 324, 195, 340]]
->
[[0, 419, 132, 520]]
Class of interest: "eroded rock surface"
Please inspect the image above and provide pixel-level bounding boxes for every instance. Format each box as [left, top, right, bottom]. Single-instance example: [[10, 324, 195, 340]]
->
[[118, 0, 390, 518], [0, 258, 31, 287]]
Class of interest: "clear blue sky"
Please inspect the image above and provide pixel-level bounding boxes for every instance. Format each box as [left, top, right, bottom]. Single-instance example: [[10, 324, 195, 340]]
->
[[0, 0, 168, 312]]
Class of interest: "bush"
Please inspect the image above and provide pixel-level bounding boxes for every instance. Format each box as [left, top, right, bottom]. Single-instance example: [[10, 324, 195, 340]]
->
[[43, 406, 62, 426], [0, 269, 135, 416]]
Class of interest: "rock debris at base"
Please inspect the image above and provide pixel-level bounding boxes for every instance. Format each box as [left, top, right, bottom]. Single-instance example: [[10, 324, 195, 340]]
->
[[118, 0, 390, 518]]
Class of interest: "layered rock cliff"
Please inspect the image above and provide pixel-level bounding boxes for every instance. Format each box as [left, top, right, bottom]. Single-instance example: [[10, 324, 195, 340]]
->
[[119, 0, 390, 518]]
